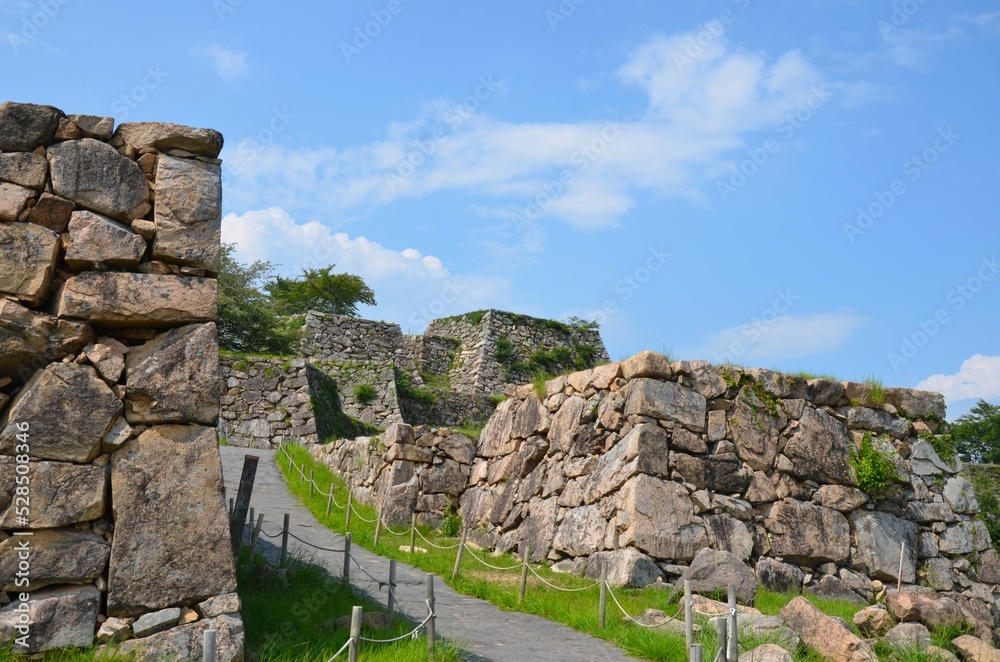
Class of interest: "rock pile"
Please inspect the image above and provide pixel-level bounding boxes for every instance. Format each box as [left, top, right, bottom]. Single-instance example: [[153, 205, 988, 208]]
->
[[0, 102, 240, 659]]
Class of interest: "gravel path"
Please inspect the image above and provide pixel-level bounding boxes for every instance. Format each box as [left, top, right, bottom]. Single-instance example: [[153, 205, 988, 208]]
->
[[220, 446, 635, 662]]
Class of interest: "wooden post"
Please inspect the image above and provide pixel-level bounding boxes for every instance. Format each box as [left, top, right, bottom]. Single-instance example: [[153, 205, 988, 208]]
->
[[229, 455, 259, 557], [426, 574, 436, 662], [228, 497, 234, 519], [248, 507, 254, 535], [690, 643, 703, 662], [373, 508, 383, 548], [518, 544, 530, 605], [279, 513, 290, 567], [348, 605, 362, 662], [343, 532, 352, 588], [387, 559, 397, 619], [897, 542, 905, 592], [325, 488, 335, 519], [727, 584, 738, 662], [685, 579, 693, 655], [345, 490, 353, 531], [598, 560, 607, 629], [409, 514, 417, 555], [298, 462, 305, 482], [308, 470, 314, 497], [451, 528, 468, 581], [250, 513, 264, 550], [715, 617, 727, 662], [203, 629, 217, 662]]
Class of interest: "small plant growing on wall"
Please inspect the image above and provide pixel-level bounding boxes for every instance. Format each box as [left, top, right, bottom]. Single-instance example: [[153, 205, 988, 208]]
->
[[850, 432, 898, 498], [353, 383, 376, 404]]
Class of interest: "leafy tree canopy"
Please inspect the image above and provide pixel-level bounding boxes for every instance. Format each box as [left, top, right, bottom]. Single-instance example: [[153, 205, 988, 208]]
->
[[266, 266, 376, 317], [953, 399, 1000, 463]]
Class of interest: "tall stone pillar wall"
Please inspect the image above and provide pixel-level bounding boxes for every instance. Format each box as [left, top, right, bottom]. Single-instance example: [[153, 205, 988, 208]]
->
[[0, 102, 242, 659]]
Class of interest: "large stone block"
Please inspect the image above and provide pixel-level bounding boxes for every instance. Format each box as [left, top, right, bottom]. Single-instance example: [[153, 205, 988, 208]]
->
[[0, 585, 100, 654], [48, 138, 149, 219], [107, 425, 236, 616], [479, 398, 518, 457], [617, 474, 707, 561], [0, 460, 107, 528], [683, 547, 757, 604], [0, 299, 91, 379], [65, 210, 147, 269], [782, 407, 854, 485], [581, 424, 669, 503], [704, 513, 753, 561], [57, 272, 217, 327], [671, 452, 751, 494], [0, 222, 59, 306], [152, 155, 222, 271], [850, 510, 917, 583], [779, 596, 877, 662], [586, 548, 663, 588], [124, 323, 221, 425], [729, 385, 787, 472], [0, 181, 35, 221], [552, 504, 606, 557], [765, 499, 850, 565], [624, 378, 706, 432], [883, 387, 946, 419], [0, 529, 110, 590], [27, 192, 75, 233], [0, 101, 64, 152], [0, 151, 48, 190], [518, 496, 558, 563], [0, 363, 121, 462], [114, 122, 225, 158]]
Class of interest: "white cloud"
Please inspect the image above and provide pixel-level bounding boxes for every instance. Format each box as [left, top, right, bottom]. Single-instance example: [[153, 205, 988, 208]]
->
[[221, 207, 512, 332], [880, 25, 965, 68], [917, 355, 1000, 403], [191, 45, 250, 82], [222, 29, 830, 236], [688, 310, 868, 364]]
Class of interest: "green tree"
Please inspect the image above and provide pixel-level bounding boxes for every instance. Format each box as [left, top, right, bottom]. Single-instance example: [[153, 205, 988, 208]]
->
[[266, 265, 376, 316], [217, 244, 295, 354], [953, 399, 1000, 463]]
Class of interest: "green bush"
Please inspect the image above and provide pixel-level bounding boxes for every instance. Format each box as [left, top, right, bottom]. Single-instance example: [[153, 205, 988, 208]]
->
[[353, 383, 376, 404], [850, 432, 898, 498]]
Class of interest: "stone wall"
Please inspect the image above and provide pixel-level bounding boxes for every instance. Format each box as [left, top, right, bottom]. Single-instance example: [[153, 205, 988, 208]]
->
[[451, 351, 1000, 626], [0, 102, 241, 659], [219, 355, 316, 448]]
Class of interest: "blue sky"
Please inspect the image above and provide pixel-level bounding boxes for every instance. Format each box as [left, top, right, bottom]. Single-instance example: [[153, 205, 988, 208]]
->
[[4, 0, 999, 419]]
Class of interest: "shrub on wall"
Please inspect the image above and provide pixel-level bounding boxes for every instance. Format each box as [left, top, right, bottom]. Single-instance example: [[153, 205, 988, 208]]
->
[[353, 383, 376, 404]]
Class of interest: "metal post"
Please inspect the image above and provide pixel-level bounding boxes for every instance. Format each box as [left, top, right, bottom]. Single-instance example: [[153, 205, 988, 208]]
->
[[715, 617, 727, 662], [691, 643, 703, 662], [387, 559, 397, 619], [727, 584, 738, 662], [325, 487, 334, 519], [409, 514, 417, 554], [202, 629, 217, 662], [343, 532, 352, 588], [685, 579, 693, 655], [451, 528, 468, 581], [518, 544, 531, 605], [373, 508, 383, 548], [426, 574, 436, 662], [345, 491, 353, 531], [348, 605, 362, 662], [598, 561, 607, 629], [280, 513, 290, 567]]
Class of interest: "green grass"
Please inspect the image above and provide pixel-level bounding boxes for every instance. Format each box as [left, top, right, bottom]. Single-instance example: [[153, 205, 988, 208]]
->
[[861, 373, 887, 407], [451, 421, 485, 440], [790, 370, 840, 381], [419, 371, 452, 391]]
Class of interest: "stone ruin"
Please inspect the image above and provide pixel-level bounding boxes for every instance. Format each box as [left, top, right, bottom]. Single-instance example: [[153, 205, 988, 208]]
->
[[310, 349, 1000, 641], [0, 101, 241, 659], [220, 308, 609, 449]]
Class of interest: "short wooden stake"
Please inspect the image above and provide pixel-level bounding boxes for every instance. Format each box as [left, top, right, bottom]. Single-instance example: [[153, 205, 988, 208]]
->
[[685, 579, 693, 655], [279, 513, 290, 567], [229, 455, 259, 557], [518, 544, 530, 605], [409, 514, 417, 555], [387, 559, 397, 619], [228, 498, 234, 519], [348, 605, 362, 662], [298, 462, 304, 482], [343, 532, 352, 588], [308, 470, 314, 496], [373, 508, 383, 548], [727, 584, 738, 662], [690, 643, 703, 662], [202, 629, 217, 662], [345, 491, 353, 531], [598, 560, 607, 629], [715, 617, 727, 662], [451, 528, 468, 581], [426, 574, 436, 662], [250, 512, 264, 550], [325, 487, 335, 519]]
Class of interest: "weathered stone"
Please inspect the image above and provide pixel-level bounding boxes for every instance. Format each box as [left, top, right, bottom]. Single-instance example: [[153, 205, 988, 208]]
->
[[27, 192, 75, 233], [65, 210, 147, 269], [439, 433, 476, 464], [708, 409, 728, 441], [940, 522, 976, 555], [617, 474, 707, 561], [589, 362, 621, 389], [551, 558, 588, 576], [952, 634, 1000, 662], [518, 497, 558, 563], [0, 151, 47, 189], [746, 471, 778, 503], [152, 155, 221, 271], [885, 622, 931, 650], [783, 407, 854, 485], [624, 378, 706, 432], [124, 323, 221, 425], [84, 339, 127, 384], [553, 505, 606, 557], [115, 122, 225, 158], [105, 613, 244, 662], [67, 114, 114, 140], [738, 644, 793, 662], [586, 548, 663, 588], [906, 501, 957, 523], [0, 181, 33, 221], [108, 425, 236, 616], [0, 461, 106, 528], [421, 458, 467, 495], [922, 557, 954, 591], [511, 395, 548, 438], [672, 426, 707, 454], [765, 499, 850, 565], [513, 437, 547, 478], [838, 567, 874, 601], [0, 299, 91, 379], [581, 424, 668, 502], [48, 138, 149, 219], [853, 605, 893, 637], [677, 361, 728, 399], [847, 406, 909, 439], [566, 368, 591, 393], [851, 510, 916, 583], [96, 616, 133, 644], [883, 387, 946, 419], [910, 438, 960, 475], [0, 585, 99, 654], [756, 558, 803, 593], [704, 513, 753, 560], [480, 398, 517, 457], [730, 385, 787, 471], [195, 593, 241, 620], [683, 547, 757, 604], [0, 102, 63, 151], [671, 452, 751, 494], [779, 596, 877, 662], [132, 607, 181, 637], [621, 350, 673, 380], [944, 476, 979, 514], [885, 592, 969, 630], [809, 575, 865, 604], [547, 395, 584, 453], [0, 528, 109, 590], [57, 272, 217, 327], [976, 549, 1000, 584], [0, 363, 121, 462], [812, 484, 868, 512], [0, 221, 59, 306]]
